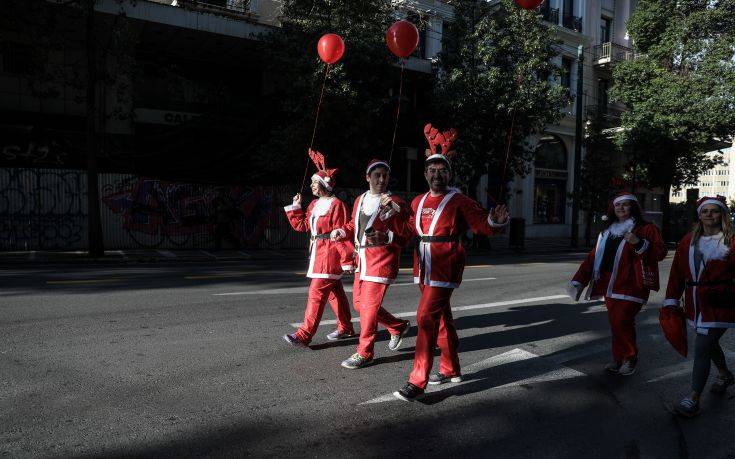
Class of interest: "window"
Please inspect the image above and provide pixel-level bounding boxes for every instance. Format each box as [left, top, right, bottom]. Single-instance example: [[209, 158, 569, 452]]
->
[[561, 57, 573, 90], [600, 17, 612, 44], [534, 135, 568, 224]]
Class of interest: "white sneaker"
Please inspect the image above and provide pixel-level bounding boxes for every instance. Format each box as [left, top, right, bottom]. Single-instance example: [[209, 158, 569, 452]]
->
[[618, 359, 637, 376]]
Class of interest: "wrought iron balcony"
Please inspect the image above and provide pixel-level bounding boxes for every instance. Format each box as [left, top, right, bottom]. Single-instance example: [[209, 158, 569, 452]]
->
[[592, 42, 637, 67], [562, 14, 583, 33], [164, 0, 256, 20], [541, 6, 559, 24]]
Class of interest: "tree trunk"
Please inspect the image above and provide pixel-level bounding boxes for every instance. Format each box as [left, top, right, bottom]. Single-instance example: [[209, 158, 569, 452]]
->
[[85, 0, 104, 257], [661, 183, 672, 243]]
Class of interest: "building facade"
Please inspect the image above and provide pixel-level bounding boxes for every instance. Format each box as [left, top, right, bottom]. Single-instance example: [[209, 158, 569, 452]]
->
[[670, 143, 735, 204]]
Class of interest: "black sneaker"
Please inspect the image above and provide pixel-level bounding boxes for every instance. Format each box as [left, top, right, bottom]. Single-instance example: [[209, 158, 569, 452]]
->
[[393, 382, 424, 402], [428, 372, 463, 385]]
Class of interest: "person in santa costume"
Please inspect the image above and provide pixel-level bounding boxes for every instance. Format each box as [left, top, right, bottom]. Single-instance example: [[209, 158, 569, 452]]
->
[[392, 124, 509, 402], [330, 158, 411, 369], [568, 191, 667, 376], [282, 149, 355, 347], [664, 195, 735, 417]]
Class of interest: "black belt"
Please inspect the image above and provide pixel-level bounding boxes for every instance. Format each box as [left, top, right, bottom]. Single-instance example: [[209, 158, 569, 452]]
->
[[417, 235, 460, 243], [356, 243, 387, 248], [310, 233, 331, 241], [686, 279, 734, 287]]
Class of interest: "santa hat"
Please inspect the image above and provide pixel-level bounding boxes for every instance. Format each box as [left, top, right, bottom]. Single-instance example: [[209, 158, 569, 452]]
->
[[366, 158, 390, 175], [309, 148, 338, 191], [423, 123, 458, 167], [697, 195, 729, 214]]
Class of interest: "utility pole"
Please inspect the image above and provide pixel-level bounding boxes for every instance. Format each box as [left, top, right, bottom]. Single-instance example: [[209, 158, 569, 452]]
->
[[571, 44, 584, 248], [85, 0, 104, 257]]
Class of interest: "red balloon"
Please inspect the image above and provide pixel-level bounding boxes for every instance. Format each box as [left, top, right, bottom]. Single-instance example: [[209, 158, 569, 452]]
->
[[515, 0, 544, 9], [317, 33, 345, 64], [386, 20, 419, 58]]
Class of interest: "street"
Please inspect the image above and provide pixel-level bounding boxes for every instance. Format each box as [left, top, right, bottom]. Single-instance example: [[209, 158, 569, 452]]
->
[[1, 252, 734, 458]]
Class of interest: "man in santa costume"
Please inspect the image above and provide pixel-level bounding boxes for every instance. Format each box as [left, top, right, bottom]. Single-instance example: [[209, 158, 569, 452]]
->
[[392, 124, 509, 401], [330, 159, 411, 369], [282, 149, 355, 347], [664, 195, 735, 417], [568, 191, 667, 375]]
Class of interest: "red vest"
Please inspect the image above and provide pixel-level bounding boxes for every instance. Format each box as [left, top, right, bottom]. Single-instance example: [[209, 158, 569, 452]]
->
[[284, 197, 352, 279], [665, 232, 735, 329]]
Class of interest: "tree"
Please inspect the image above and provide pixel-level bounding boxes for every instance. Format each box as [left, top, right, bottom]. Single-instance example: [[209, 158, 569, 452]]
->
[[433, 0, 571, 200], [611, 0, 735, 239], [256, 0, 401, 188]]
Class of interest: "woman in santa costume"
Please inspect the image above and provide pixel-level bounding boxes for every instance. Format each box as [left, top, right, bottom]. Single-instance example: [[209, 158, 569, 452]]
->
[[664, 195, 735, 417], [330, 158, 411, 369], [569, 192, 667, 375], [282, 149, 355, 347], [392, 124, 509, 401]]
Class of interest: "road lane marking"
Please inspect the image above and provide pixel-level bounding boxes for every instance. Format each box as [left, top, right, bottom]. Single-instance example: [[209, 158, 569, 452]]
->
[[46, 278, 128, 285], [289, 294, 566, 327], [360, 347, 585, 405], [214, 277, 497, 297], [157, 250, 176, 258]]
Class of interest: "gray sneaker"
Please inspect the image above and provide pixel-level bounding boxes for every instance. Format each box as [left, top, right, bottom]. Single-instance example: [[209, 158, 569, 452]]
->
[[341, 353, 372, 369], [283, 333, 308, 348], [388, 320, 410, 351], [605, 361, 621, 374], [618, 359, 637, 376], [326, 329, 356, 341], [428, 372, 463, 385]]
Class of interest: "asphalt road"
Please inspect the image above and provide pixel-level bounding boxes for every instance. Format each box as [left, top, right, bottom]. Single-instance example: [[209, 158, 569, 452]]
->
[[1, 252, 734, 458]]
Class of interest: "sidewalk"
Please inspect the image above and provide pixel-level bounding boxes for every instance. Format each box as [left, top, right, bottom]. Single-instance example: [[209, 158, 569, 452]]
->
[[0, 237, 592, 265]]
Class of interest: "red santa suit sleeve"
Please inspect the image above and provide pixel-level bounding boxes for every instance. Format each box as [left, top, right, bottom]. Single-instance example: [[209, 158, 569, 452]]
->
[[663, 235, 689, 308]]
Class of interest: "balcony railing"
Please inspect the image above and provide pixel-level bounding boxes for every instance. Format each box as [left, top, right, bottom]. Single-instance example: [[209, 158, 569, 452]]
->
[[166, 0, 257, 20], [593, 42, 637, 66], [540, 6, 559, 24], [585, 104, 624, 128], [562, 14, 583, 33]]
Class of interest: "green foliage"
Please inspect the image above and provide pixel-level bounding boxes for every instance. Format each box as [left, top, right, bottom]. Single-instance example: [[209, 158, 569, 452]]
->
[[433, 0, 571, 190], [611, 0, 735, 191], [256, 0, 399, 186]]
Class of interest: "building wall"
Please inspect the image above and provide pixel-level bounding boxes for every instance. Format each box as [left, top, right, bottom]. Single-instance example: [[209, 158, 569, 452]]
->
[[670, 144, 735, 204]]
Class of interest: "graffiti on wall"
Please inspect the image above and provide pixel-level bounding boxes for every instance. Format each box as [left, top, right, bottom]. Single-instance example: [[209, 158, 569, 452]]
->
[[0, 168, 87, 250], [100, 176, 292, 249]]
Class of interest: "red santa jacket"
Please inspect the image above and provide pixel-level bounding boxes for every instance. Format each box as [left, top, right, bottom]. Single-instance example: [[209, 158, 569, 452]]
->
[[397, 190, 506, 289], [284, 197, 353, 279], [337, 192, 409, 284], [664, 232, 735, 329], [572, 222, 666, 304]]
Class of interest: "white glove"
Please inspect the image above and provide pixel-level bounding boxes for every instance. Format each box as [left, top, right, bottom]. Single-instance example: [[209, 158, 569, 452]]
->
[[566, 281, 583, 301]]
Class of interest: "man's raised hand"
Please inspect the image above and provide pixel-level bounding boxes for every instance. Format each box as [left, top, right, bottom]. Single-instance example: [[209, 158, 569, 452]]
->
[[492, 204, 509, 224]]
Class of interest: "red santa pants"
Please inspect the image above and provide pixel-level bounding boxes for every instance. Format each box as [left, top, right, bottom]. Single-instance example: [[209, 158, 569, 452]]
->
[[408, 284, 460, 389], [294, 278, 354, 344], [354, 278, 406, 360], [604, 297, 643, 363]]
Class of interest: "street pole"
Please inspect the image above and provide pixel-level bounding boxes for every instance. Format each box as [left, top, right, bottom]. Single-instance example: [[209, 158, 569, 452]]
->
[[571, 44, 584, 248]]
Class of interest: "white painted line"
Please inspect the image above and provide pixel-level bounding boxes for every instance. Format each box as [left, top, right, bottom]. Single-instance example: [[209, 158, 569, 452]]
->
[[360, 347, 585, 405], [157, 250, 176, 258], [201, 250, 219, 259], [214, 277, 498, 297], [238, 251, 252, 259], [289, 294, 568, 328]]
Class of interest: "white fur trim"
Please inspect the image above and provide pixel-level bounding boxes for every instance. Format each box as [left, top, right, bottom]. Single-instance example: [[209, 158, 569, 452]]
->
[[361, 193, 381, 216], [341, 264, 353, 271], [366, 161, 390, 174], [311, 197, 333, 217], [696, 233, 730, 262], [663, 299, 680, 307], [426, 153, 450, 165], [311, 174, 333, 191], [697, 199, 728, 214], [634, 238, 650, 255], [566, 281, 582, 301], [284, 204, 301, 212], [608, 218, 635, 237], [488, 214, 509, 228], [613, 194, 638, 205]]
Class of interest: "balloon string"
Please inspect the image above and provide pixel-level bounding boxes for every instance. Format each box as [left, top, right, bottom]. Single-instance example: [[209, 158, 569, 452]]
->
[[300, 64, 331, 193], [497, 107, 517, 204], [387, 60, 406, 167]]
